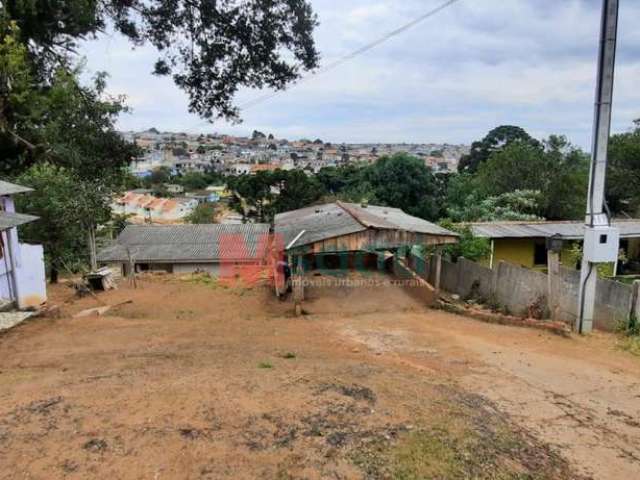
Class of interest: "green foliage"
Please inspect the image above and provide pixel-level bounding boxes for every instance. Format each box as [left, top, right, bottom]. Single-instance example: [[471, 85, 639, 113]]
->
[[607, 119, 640, 216], [271, 169, 324, 214], [185, 203, 218, 224], [459, 125, 540, 173], [3, 0, 319, 121], [447, 182, 541, 222], [146, 167, 172, 186], [359, 153, 442, 221], [1, 23, 138, 178], [563, 243, 626, 278], [473, 136, 588, 220], [175, 171, 208, 191], [437, 221, 491, 262], [258, 361, 273, 369], [228, 169, 324, 222], [15, 163, 108, 280]]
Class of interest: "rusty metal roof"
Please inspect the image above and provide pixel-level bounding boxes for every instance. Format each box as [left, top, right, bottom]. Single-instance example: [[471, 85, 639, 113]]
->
[[467, 220, 640, 240], [97, 224, 270, 263], [274, 202, 458, 250]]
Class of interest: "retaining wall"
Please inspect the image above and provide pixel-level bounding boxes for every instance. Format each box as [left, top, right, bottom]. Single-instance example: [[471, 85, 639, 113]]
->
[[410, 252, 639, 332]]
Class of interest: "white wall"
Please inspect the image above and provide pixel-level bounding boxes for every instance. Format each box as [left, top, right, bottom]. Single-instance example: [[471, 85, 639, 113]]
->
[[15, 244, 47, 308], [0, 242, 46, 308], [172, 263, 221, 275]]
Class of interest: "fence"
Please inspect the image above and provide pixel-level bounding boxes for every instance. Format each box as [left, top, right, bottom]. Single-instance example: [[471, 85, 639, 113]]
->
[[409, 253, 639, 332]]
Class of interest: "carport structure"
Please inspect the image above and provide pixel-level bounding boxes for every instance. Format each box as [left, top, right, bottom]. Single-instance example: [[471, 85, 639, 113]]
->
[[274, 201, 458, 302]]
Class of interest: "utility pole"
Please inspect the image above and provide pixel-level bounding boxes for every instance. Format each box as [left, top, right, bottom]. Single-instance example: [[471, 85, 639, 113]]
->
[[576, 0, 620, 334]]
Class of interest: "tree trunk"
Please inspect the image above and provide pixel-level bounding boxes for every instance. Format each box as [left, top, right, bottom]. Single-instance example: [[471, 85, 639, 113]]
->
[[50, 267, 59, 284], [87, 225, 97, 271]]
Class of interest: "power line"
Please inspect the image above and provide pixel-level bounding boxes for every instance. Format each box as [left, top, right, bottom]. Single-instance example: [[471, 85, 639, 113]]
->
[[239, 0, 462, 110], [185, 0, 462, 133]]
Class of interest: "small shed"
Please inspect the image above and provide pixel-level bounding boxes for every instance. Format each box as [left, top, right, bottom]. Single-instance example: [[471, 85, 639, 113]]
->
[[275, 201, 458, 271]]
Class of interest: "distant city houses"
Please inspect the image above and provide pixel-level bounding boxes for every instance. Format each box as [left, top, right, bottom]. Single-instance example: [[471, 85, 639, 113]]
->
[[121, 129, 470, 179]]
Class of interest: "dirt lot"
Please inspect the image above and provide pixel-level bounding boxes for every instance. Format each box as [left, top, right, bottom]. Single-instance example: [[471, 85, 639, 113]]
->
[[0, 273, 639, 479]]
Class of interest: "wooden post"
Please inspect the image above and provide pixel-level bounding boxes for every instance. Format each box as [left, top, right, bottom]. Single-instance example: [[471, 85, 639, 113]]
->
[[630, 280, 640, 323], [292, 256, 304, 315], [547, 250, 560, 320], [434, 253, 442, 293], [87, 226, 98, 272]]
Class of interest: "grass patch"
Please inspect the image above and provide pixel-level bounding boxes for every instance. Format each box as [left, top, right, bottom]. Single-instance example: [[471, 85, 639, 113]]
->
[[351, 389, 579, 480], [616, 315, 640, 357], [618, 336, 640, 357], [258, 361, 273, 369]]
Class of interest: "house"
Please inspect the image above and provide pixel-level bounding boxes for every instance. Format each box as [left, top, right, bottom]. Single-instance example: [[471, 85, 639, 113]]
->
[[164, 184, 185, 194], [275, 201, 458, 271], [97, 223, 271, 276], [467, 220, 640, 272], [112, 192, 198, 223], [0, 180, 47, 309]]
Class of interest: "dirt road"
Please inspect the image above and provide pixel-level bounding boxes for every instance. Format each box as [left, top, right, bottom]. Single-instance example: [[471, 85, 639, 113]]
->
[[0, 274, 638, 479]]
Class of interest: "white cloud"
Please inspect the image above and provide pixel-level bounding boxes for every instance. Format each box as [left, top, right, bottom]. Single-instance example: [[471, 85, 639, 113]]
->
[[78, 0, 640, 147]]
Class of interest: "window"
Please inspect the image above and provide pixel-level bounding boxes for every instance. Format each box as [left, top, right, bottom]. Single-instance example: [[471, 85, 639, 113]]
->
[[533, 240, 547, 266]]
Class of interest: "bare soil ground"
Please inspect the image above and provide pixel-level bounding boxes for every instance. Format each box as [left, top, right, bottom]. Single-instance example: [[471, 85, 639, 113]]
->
[[0, 273, 638, 479]]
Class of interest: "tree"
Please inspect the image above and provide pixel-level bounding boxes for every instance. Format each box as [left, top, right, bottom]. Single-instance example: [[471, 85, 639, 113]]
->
[[177, 171, 209, 191], [607, 119, 640, 216], [15, 164, 111, 282], [359, 153, 441, 221], [228, 171, 274, 222], [185, 203, 219, 224], [271, 170, 324, 214], [3, 0, 319, 121], [474, 136, 588, 220], [447, 190, 544, 223], [458, 125, 540, 173], [251, 130, 266, 141], [148, 167, 172, 186], [436, 221, 492, 263], [1, 23, 138, 177]]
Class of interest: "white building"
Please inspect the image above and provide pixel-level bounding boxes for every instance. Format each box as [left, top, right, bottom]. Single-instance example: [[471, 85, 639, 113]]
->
[[0, 180, 47, 310]]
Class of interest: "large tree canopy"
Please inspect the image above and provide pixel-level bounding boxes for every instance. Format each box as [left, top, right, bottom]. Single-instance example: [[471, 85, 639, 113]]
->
[[458, 125, 540, 173], [3, 0, 319, 121], [474, 135, 588, 220], [607, 119, 640, 216]]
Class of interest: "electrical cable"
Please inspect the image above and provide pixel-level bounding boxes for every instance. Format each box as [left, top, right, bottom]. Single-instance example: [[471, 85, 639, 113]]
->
[[183, 0, 463, 133]]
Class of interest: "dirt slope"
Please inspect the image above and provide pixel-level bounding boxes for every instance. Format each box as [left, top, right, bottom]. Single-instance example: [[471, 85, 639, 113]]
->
[[0, 275, 637, 479]]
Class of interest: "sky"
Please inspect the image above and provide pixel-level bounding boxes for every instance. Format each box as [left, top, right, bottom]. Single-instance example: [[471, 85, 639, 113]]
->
[[79, 0, 640, 148]]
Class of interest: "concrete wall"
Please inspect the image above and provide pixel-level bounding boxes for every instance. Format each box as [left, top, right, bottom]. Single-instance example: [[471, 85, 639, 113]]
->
[[410, 252, 638, 332], [0, 242, 47, 309], [172, 263, 221, 275]]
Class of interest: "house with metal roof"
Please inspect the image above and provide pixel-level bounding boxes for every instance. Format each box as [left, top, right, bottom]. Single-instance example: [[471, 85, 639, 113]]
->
[[466, 220, 640, 273], [0, 180, 47, 310], [274, 201, 458, 278], [97, 223, 271, 276], [276, 201, 458, 255]]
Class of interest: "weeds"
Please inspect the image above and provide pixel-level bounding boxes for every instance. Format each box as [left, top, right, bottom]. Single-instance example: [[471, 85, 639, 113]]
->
[[281, 352, 296, 359], [617, 314, 640, 357], [258, 361, 273, 369]]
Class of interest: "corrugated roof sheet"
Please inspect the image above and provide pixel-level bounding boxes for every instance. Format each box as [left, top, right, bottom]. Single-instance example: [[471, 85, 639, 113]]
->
[[467, 220, 640, 240], [97, 224, 270, 263], [274, 202, 458, 250], [0, 211, 38, 230], [0, 180, 33, 196]]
